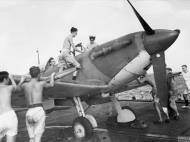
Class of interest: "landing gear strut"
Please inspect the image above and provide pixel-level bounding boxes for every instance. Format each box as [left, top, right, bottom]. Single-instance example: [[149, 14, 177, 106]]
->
[[72, 97, 97, 140], [111, 95, 148, 129]]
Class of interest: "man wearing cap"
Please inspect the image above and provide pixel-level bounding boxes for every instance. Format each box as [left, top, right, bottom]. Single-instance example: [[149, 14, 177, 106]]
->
[[85, 36, 98, 51], [181, 65, 190, 109]]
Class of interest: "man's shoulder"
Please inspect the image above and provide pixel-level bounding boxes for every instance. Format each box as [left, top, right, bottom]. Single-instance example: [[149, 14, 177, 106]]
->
[[0, 85, 12, 90], [65, 34, 72, 40]]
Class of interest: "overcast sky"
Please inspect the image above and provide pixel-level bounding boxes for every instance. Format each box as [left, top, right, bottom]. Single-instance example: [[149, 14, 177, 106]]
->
[[0, 0, 190, 74]]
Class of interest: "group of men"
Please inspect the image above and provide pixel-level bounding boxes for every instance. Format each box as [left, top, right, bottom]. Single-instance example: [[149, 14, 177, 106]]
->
[[58, 27, 98, 74], [139, 65, 190, 124], [1, 26, 190, 142], [0, 26, 99, 142], [0, 67, 56, 142]]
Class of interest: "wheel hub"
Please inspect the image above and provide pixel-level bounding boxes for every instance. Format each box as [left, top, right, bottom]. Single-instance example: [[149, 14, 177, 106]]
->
[[74, 123, 85, 138]]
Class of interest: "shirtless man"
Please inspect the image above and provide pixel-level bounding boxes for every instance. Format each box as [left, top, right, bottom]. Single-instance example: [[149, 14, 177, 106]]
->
[[139, 74, 165, 124], [19, 66, 55, 142], [0, 71, 18, 142], [166, 68, 179, 119]]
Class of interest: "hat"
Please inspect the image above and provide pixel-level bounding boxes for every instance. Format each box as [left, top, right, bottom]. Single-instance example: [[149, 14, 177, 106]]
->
[[89, 36, 96, 40]]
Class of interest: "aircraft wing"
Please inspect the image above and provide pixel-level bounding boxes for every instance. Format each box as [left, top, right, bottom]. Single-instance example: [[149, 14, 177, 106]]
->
[[44, 80, 109, 98], [111, 79, 147, 94], [13, 68, 76, 83]]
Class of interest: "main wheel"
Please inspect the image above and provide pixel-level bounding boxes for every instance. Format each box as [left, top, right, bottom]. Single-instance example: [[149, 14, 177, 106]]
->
[[72, 116, 93, 140]]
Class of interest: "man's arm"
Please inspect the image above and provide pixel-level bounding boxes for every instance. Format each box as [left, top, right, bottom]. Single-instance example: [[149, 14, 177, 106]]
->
[[70, 38, 82, 53], [9, 74, 17, 91], [16, 76, 27, 91], [43, 72, 56, 88]]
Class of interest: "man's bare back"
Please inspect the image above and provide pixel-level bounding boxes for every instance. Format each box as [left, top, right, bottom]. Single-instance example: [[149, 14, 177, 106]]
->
[[22, 80, 45, 106], [0, 74, 17, 114], [21, 73, 55, 106], [0, 85, 14, 114]]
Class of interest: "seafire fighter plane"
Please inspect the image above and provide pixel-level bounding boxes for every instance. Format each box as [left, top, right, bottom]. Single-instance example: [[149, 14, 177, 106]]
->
[[14, 0, 180, 140]]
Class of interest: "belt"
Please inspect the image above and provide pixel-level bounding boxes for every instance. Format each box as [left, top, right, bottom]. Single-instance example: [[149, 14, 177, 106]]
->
[[28, 103, 43, 109]]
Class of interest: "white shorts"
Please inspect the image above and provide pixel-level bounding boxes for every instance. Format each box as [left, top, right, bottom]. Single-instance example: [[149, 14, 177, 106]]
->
[[26, 107, 46, 138], [61, 51, 80, 68], [0, 110, 18, 138]]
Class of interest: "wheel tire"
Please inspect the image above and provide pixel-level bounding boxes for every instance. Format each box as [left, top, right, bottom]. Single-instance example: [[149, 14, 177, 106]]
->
[[72, 116, 93, 140]]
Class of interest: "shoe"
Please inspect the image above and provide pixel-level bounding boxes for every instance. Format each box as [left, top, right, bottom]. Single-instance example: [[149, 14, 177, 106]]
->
[[72, 76, 76, 80], [173, 115, 179, 120], [153, 120, 163, 125], [165, 119, 170, 123]]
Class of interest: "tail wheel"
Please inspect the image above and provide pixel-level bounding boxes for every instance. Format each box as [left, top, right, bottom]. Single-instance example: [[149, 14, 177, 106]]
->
[[72, 116, 93, 140]]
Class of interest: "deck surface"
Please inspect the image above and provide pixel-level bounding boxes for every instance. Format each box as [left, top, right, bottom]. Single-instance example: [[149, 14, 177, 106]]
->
[[3, 101, 190, 142]]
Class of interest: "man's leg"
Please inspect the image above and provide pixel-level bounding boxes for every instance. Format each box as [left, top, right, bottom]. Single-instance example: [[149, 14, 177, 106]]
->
[[29, 138, 34, 142], [6, 135, 16, 142], [26, 120, 35, 142], [170, 100, 179, 118], [34, 133, 43, 142], [162, 107, 170, 123], [63, 53, 80, 68], [182, 93, 189, 108], [0, 136, 3, 142], [153, 101, 163, 123]]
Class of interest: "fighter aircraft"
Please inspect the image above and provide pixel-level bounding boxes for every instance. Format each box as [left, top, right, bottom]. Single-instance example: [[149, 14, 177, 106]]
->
[[13, 0, 180, 140]]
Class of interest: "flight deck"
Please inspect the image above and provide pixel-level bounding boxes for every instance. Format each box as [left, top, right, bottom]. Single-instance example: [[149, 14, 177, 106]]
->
[[6, 101, 190, 142]]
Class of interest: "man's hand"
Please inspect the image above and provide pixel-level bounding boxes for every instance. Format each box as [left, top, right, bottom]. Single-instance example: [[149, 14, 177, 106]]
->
[[20, 75, 27, 83], [9, 74, 17, 91], [51, 72, 56, 79], [9, 74, 14, 80]]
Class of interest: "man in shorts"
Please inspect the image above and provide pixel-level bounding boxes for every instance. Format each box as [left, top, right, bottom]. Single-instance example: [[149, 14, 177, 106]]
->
[[139, 74, 167, 124], [0, 71, 18, 142], [19, 66, 55, 142], [181, 65, 190, 109], [166, 68, 179, 120], [60, 27, 83, 79], [61, 27, 82, 68]]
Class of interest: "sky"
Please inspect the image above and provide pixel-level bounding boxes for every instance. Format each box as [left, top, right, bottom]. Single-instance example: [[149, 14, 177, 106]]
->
[[0, 0, 190, 74]]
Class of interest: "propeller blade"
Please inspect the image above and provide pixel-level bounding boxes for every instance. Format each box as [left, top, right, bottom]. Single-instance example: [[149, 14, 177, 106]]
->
[[127, 0, 155, 35], [152, 52, 168, 107]]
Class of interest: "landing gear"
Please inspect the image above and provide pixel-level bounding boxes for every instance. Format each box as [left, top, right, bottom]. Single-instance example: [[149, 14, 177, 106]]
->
[[72, 97, 97, 140]]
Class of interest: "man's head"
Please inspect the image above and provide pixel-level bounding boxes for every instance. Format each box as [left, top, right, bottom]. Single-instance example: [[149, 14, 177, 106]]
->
[[166, 67, 172, 74], [182, 65, 188, 73], [70, 27, 78, 37], [48, 57, 56, 66], [89, 36, 95, 44], [29, 66, 40, 78], [0, 71, 9, 84]]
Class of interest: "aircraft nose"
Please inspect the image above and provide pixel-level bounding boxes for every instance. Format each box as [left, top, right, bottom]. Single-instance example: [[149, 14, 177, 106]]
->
[[175, 29, 180, 34], [144, 29, 180, 55]]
